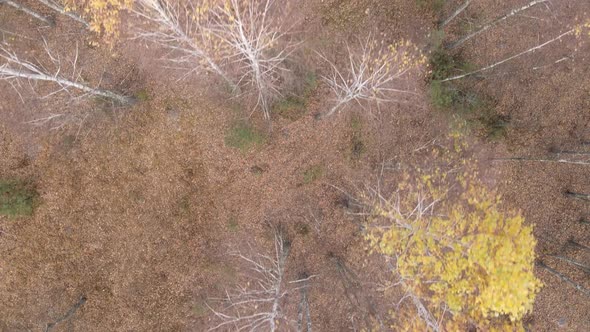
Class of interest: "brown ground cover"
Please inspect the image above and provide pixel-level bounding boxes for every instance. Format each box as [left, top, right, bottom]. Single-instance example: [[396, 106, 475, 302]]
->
[[1, 0, 589, 331]]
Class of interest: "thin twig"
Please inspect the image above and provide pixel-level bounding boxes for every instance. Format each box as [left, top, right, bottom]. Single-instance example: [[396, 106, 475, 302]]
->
[[208, 226, 298, 331], [132, 0, 236, 90], [318, 36, 420, 117]]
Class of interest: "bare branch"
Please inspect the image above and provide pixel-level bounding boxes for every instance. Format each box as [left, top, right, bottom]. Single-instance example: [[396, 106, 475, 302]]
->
[[0, 43, 133, 104], [36, 0, 90, 27], [448, 0, 548, 50], [296, 274, 312, 332], [537, 260, 590, 297], [1, 0, 54, 26], [491, 156, 590, 166], [548, 255, 590, 274], [441, 27, 576, 82], [440, 0, 472, 29], [565, 191, 590, 201], [409, 292, 441, 332]]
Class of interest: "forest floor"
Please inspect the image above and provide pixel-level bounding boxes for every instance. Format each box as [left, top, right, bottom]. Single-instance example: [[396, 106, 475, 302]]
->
[[1, 0, 589, 331]]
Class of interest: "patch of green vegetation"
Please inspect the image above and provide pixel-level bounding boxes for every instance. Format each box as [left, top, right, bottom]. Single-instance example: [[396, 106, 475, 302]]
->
[[273, 96, 306, 120], [227, 215, 239, 231], [0, 179, 37, 217], [250, 164, 266, 176], [192, 301, 209, 318], [135, 89, 150, 102], [129, 189, 145, 203], [429, 80, 458, 109], [225, 121, 265, 151], [473, 106, 510, 140], [295, 221, 310, 236], [427, 38, 509, 140], [303, 72, 318, 96], [416, 0, 445, 12], [273, 72, 318, 121], [349, 115, 365, 161], [178, 195, 191, 213], [303, 165, 324, 184], [164, 96, 191, 110]]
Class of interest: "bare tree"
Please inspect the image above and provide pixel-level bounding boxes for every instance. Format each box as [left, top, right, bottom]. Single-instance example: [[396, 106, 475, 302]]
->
[[1, 0, 54, 26], [207, 227, 312, 331], [210, 0, 297, 119], [132, 0, 236, 88], [133, 0, 296, 119], [0, 41, 133, 105], [320, 37, 424, 117]]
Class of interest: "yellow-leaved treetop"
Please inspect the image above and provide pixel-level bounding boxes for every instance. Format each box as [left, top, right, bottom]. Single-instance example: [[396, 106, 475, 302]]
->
[[64, 0, 134, 41], [364, 158, 542, 331]]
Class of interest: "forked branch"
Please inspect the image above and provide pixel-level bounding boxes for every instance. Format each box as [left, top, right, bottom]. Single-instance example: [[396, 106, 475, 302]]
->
[[320, 37, 424, 117]]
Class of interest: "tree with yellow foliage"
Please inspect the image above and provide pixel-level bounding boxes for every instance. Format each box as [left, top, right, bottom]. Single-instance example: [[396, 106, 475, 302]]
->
[[363, 157, 542, 331], [63, 0, 133, 40]]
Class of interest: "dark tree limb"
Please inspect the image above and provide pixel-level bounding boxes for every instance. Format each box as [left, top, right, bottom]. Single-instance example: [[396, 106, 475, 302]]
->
[[548, 255, 590, 274], [537, 261, 590, 297], [565, 191, 590, 201], [45, 295, 87, 332]]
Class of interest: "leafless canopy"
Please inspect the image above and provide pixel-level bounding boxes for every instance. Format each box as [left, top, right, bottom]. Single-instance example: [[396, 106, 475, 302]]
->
[[209, 0, 296, 119], [320, 37, 423, 117], [0, 42, 132, 104], [132, 0, 236, 87], [207, 227, 313, 331], [0, 40, 133, 129], [133, 0, 296, 119]]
